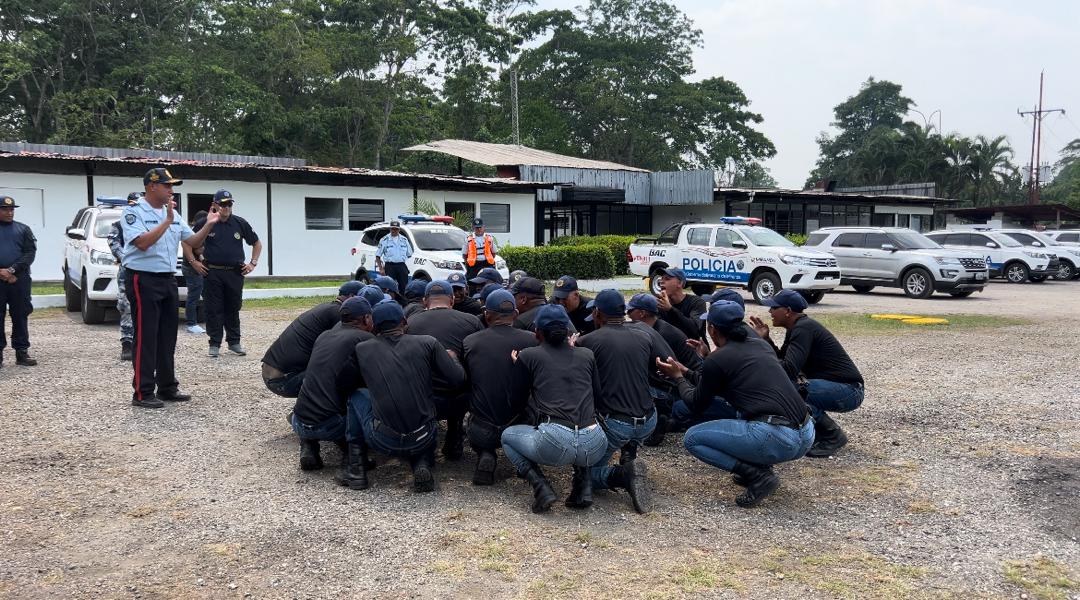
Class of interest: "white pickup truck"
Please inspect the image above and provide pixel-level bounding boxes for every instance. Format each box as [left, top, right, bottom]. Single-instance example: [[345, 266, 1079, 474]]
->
[[628, 218, 842, 304]]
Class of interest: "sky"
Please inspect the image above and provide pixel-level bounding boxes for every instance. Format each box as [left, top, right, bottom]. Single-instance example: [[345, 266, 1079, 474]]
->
[[540, 0, 1080, 188]]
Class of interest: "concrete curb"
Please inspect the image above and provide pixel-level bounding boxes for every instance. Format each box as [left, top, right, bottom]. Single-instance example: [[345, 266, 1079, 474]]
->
[[31, 286, 339, 309]]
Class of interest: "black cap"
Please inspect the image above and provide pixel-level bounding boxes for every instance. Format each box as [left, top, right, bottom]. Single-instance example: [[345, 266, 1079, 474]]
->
[[657, 267, 686, 284], [372, 301, 405, 327], [338, 280, 365, 297], [425, 280, 454, 297], [473, 218, 484, 228], [1, 196, 19, 208], [404, 279, 429, 300], [759, 289, 809, 312], [389, 220, 401, 228], [511, 276, 545, 297], [469, 267, 504, 285], [213, 189, 234, 205], [707, 288, 745, 308], [446, 272, 467, 289], [701, 300, 746, 331], [552, 275, 578, 299], [584, 289, 625, 321], [534, 304, 571, 331], [340, 297, 373, 320], [485, 289, 517, 314], [626, 293, 659, 315], [143, 167, 183, 186]]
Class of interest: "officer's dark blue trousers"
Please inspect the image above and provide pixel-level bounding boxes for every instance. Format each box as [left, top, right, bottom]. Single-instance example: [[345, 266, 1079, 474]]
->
[[126, 270, 180, 402], [0, 274, 32, 351], [203, 267, 244, 347]]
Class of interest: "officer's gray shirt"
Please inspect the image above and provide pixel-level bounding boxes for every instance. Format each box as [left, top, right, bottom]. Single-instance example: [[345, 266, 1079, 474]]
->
[[120, 199, 193, 272]]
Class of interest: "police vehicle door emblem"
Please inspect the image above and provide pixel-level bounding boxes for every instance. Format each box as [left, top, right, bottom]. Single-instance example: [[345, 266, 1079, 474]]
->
[[125, 214, 136, 225]]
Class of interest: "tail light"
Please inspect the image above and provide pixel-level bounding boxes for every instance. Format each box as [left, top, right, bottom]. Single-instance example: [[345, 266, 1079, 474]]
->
[[625, 249, 633, 263]]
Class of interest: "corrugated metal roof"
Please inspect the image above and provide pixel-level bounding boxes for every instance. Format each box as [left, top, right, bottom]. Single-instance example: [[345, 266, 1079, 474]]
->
[[0, 142, 308, 167], [401, 139, 649, 172], [715, 187, 957, 204]]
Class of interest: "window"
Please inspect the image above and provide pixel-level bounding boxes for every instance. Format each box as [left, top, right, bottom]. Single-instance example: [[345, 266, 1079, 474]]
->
[[714, 229, 740, 248], [896, 214, 911, 228], [943, 233, 971, 246], [348, 199, 384, 231], [187, 194, 214, 225], [832, 233, 864, 248], [969, 234, 995, 247], [864, 232, 890, 249], [1057, 232, 1079, 243], [1005, 232, 1037, 245], [871, 213, 894, 227], [94, 214, 120, 237], [445, 202, 475, 221], [305, 197, 343, 230], [412, 228, 466, 251], [361, 228, 390, 247], [479, 203, 510, 233], [804, 233, 828, 247], [686, 227, 712, 246]]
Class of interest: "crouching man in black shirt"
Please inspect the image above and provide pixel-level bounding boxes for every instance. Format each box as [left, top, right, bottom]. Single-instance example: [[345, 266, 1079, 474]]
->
[[658, 301, 815, 508], [289, 297, 374, 473], [751, 289, 864, 458], [343, 301, 466, 492]]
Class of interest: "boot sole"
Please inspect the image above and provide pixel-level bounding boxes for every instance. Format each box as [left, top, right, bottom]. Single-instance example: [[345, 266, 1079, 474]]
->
[[626, 460, 651, 514], [131, 400, 164, 409], [736, 473, 780, 508], [413, 467, 435, 493], [806, 436, 849, 458]]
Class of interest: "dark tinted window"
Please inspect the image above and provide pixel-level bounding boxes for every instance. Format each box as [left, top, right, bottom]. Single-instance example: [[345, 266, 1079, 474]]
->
[[361, 227, 390, 247], [832, 232, 864, 248], [1005, 232, 1037, 245], [804, 233, 828, 246], [943, 233, 970, 246], [864, 233, 890, 248], [1058, 233, 1079, 243]]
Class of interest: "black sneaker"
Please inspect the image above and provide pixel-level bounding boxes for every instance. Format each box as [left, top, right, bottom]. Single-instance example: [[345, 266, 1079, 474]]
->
[[158, 390, 191, 402], [132, 395, 165, 409]]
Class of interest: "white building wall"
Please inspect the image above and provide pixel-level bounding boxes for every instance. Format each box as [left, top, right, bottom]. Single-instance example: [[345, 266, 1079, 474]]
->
[[0, 171, 89, 279], [415, 189, 535, 248], [652, 202, 727, 232]]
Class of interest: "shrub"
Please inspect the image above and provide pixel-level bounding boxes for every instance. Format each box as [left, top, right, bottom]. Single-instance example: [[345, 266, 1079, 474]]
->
[[500, 244, 616, 280], [784, 233, 809, 246], [549, 234, 639, 275]]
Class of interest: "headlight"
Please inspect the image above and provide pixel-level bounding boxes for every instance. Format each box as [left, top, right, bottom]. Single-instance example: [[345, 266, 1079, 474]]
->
[[432, 260, 464, 270], [1023, 251, 1047, 259], [90, 249, 117, 266], [778, 254, 814, 266], [933, 256, 961, 265], [496, 259, 507, 270]]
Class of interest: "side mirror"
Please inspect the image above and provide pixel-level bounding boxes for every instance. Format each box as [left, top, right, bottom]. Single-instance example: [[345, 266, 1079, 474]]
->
[[880, 243, 896, 252], [67, 228, 86, 240], [1032, 241, 1043, 247], [731, 240, 747, 249], [985, 242, 998, 249]]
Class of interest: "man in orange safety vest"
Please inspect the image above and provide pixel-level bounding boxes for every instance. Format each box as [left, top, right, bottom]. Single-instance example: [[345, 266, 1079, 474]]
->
[[461, 218, 499, 281]]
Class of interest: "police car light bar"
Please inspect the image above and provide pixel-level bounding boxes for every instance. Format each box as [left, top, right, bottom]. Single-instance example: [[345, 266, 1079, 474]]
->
[[96, 196, 128, 206], [720, 216, 762, 225], [397, 214, 455, 224]]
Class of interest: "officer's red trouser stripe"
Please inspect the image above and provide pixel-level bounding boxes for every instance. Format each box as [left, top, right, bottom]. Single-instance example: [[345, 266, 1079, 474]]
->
[[133, 273, 144, 401]]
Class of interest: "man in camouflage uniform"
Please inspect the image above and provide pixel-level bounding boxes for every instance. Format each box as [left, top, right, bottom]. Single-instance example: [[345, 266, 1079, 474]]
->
[[107, 192, 142, 361]]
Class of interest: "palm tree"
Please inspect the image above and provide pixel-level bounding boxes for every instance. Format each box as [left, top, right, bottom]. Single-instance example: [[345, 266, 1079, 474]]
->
[[966, 135, 1015, 206]]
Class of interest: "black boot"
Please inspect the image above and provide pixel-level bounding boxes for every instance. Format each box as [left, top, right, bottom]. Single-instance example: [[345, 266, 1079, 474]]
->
[[334, 442, 369, 490], [565, 466, 593, 509], [619, 441, 639, 465], [522, 467, 557, 513], [472, 450, 497, 486], [120, 341, 133, 362], [15, 350, 36, 366], [806, 413, 849, 458], [643, 414, 668, 447], [335, 440, 376, 470], [442, 418, 465, 461], [410, 452, 435, 493], [731, 461, 779, 508], [606, 460, 651, 514], [299, 439, 323, 471]]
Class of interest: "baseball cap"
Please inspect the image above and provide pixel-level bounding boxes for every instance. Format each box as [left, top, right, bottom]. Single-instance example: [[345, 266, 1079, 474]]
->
[[389, 220, 401, 228], [213, 189, 234, 205], [657, 267, 686, 284], [359, 285, 386, 307], [469, 267, 504, 285], [626, 293, 659, 315], [533, 304, 571, 331], [485, 289, 517, 314], [585, 289, 625, 321], [473, 218, 484, 228], [508, 270, 528, 286], [372, 301, 405, 328], [125, 191, 143, 205], [551, 275, 578, 299], [759, 289, 808, 312], [473, 282, 501, 302], [1, 196, 19, 208], [339, 297, 373, 320], [425, 280, 453, 297], [404, 279, 428, 300], [143, 167, 183, 186], [446, 272, 467, 289], [707, 288, 745, 308], [511, 276, 545, 297], [374, 275, 399, 294], [338, 280, 365, 297], [701, 300, 745, 331]]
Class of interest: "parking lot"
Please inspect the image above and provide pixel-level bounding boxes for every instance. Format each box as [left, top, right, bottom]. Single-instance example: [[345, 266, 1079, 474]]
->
[[2, 281, 1078, 599]]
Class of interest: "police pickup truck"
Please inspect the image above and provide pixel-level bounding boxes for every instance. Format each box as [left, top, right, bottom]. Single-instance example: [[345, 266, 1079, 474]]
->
[[628, 218, 841, 304]]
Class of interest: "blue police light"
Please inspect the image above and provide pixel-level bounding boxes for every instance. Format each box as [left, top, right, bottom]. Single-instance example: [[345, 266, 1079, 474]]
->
[[397, 214, 455, 224], [96, 196, 127, 206], [720, 216, 762, 225]]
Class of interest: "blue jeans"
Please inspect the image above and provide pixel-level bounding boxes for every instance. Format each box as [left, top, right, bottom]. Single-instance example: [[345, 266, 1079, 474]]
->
[[264, 371, 305, 398], [182, 264, 204, 326], [590, 410, 657, 489], [501, 422, 608, 475], [805, 380, 864, 420], [672, 397, 738, 429], [290, 412, 346, 442], [347, 389, 437, 458], [684, 417, 815, 472]]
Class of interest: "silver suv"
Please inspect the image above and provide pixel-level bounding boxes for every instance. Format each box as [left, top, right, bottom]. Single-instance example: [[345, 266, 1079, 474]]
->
[[804, 227, 989, 299]]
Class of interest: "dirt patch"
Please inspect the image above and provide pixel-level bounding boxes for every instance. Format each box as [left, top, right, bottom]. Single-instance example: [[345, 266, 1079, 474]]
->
[[1014, 457, 1080, 542]]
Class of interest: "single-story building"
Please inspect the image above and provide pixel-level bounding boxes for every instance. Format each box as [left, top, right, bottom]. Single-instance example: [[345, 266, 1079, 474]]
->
[[943, 203, 1080, 229], [0, 143, 549, 279]]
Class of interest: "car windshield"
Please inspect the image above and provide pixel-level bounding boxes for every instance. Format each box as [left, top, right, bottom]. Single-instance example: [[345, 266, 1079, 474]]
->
[[742, 227, 793, 247], [888, 231, 941, 249], [410, 228, 466, 251], [988, 233, 1022, 247], [1025, 231, 1059, 246], [95, 214, 120, 237]]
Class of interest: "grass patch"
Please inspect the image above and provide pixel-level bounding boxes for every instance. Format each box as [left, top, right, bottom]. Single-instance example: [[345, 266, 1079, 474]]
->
[[797, 461, 918, 500], [30, 282, 64, 295], [244, 277, 346, 289], [1004, 556, 1079, 600], [667, 560, 745, 594], [786, 552, 929, 599], [811, 313, 1031, 336], [243, 295, 336, 311]]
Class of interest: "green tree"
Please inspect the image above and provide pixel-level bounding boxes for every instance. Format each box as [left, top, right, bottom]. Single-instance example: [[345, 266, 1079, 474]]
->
[[1043, 139, 1080, 209]]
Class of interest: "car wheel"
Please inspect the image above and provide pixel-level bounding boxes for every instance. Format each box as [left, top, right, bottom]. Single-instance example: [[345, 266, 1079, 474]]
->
[[80, 273, 107, 324], [949, 291, 975, 298], [63, 268, 81, 312], [750, 271, 781, 304], [1004, 262, 1029, 283], [1053, 262, 1074, 280], [648, 270, 666, 295], [901, 267, 933, 299], [690, 283, 716, 296], [851, 285, 875, 294], [799, 290, 826, 304]]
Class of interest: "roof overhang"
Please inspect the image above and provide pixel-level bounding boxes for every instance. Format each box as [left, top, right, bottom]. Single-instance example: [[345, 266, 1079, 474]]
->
[[402, 139, 649, 172]]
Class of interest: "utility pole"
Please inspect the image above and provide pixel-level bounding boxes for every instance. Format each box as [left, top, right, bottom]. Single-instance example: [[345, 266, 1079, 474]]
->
[[1018, 71, 1064, 204], [510, 69, 521, 145]]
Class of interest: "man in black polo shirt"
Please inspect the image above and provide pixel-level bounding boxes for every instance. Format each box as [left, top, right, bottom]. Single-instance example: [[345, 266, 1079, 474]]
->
[[193, 190, 262, 358], [512, 277, 578, 333], [750, 289, 864, 458], [290, 297, 374, 475], [261, 281, 363, 397], [405, 280, 483, 459], [447, 272, 483, 316], [550, 275, 594, 334], [654, 267, 707, 341], [461, 289, 538, 485]]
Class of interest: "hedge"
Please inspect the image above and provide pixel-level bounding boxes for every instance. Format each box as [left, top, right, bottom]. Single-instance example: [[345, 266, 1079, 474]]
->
[[549, 234, 639, 275], [500, 245, 616, 280], [784, 233, 809, 246]]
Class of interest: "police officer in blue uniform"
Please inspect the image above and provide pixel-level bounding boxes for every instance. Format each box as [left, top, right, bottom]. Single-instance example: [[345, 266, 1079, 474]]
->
[[122, 168, 219, 408], [0, 195, 37, 368], [375, 220, 412, 295], [192, 190, 261, 357]]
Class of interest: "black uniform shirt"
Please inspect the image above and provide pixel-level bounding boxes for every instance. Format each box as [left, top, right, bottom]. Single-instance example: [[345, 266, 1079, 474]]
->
[[514, 344, 599, 428], [406, 307, 483, 394], [453, 295, 484, 316], [0, 221, 37, 275], [660, 293, 707, 340], [577, 321, 670, 417], [462, 324, 539, 427], [262, 301, 341, 372], [403, 301, 424, 319], [676, 337, 808, 424], [514, 302, 577, 333], [354, 333, 466, 434], [563, 295, 595, 334], [628, 319, 699, 390], [768, 315, 863, 384], [292, 324, 374, 424], [194, 215, 258, 266]]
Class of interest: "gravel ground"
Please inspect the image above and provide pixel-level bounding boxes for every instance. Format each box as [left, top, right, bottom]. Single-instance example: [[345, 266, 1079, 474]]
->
[[1, 281, 1078, 599]]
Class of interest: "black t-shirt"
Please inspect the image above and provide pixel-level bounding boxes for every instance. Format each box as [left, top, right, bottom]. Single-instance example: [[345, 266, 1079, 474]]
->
[[403, 301, 424, 319], [676, 337, 808, 424], [769, 315, 863, 384], [659, 293, 707, 341], [194, 215, 258, 266], [406, 308, 483, 394], [354, 333, 466, 434], [462, 324, 539, 427], [628, 319, 698, 391], [563, 295, 595, 334], [514, 344, 599, 428], [262, 301, 341, 372], [292, 324, 374, 424], [514, 302, 578, 333], [577, 322, 670, 417], [454, 295, 484, 316]]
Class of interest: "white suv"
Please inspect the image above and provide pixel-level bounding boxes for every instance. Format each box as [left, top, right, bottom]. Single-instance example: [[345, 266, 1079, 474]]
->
[[63, 197, 188, 324], [804, 227, 989, 298], [350, 215, 509, 282], [925, 230, 1054, 283], [996, 229, 1080, 281]]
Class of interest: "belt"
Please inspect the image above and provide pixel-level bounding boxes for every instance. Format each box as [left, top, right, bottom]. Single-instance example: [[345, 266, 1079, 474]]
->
[[127, 269, 174, 277], [206, 263, 241, 270], [541, 416, 597, 431], [603, 408, 656, 426], [373, 418, 433, 442], [747, 414, 811, 430]]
